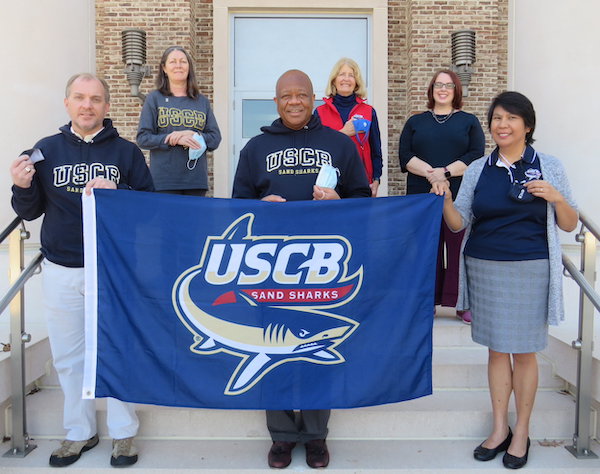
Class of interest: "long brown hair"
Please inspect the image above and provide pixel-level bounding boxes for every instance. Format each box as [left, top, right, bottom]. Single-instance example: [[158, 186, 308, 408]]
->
[[155, 46, 199, 99]]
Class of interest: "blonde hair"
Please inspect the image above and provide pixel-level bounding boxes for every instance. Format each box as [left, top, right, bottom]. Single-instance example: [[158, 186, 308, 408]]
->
[[325, 58, 367, 98]]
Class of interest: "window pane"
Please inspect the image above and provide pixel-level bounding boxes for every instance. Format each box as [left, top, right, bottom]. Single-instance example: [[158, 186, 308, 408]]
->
[[234, 17, 368, 91], [242, 99, 324, 138], [242, 100, 277, 138]]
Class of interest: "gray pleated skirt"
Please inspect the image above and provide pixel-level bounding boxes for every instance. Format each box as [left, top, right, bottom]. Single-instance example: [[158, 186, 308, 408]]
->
[[465, 256, 550, 353]]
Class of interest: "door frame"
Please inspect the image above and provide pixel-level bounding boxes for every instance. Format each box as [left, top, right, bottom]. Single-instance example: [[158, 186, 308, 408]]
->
[[213, 0, 389, 197]]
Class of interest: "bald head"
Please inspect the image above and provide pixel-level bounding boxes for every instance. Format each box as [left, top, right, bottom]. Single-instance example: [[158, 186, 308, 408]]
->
[[276, 69, 314, 98], [274, 70, 315, 130]]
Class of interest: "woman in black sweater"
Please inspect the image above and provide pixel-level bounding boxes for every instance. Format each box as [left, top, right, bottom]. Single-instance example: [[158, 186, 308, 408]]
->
[[399, 69, 485, 323]]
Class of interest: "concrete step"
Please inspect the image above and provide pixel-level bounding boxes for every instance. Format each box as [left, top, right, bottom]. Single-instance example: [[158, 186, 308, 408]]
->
[[2, 438, 600, 473], [19, 385, 575, 441], [432, 312, 480, 348], [432, 346, 565, 390]]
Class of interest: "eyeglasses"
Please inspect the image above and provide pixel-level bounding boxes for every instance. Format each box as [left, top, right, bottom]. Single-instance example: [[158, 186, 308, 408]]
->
[[433, 82, 456, 89]]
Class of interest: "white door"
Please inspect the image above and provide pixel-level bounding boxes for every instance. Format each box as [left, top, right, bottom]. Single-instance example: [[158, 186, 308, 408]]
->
[[232, 15, 371, 182]]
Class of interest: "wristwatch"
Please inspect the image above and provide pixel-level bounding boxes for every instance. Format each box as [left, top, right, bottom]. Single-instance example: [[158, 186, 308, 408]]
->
[[444, 167, 451, 178]]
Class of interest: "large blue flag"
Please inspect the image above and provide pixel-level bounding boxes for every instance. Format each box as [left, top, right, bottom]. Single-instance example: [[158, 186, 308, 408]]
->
[[82, 190, 442, 409]]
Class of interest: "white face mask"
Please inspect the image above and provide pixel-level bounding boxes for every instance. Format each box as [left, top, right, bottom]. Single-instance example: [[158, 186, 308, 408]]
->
[[187, 133, 207, 170], [315, 163, 340, 189]]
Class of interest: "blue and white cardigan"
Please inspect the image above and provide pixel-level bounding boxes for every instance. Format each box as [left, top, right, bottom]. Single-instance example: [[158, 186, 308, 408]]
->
[[453, 152, 578, 325]]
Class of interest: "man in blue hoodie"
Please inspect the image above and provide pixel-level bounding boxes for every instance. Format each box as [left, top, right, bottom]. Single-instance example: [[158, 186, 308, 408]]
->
[[9, 73, 154, 468], [233, 69, 370, 469]]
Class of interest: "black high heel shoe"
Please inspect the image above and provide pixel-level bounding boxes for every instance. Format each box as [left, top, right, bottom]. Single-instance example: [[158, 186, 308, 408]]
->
[[473, 427, 513, 461], [503, 437, 530, 469]]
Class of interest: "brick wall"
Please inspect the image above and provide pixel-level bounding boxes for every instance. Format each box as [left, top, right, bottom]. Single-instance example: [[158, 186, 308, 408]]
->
[[387, 0, 508, 195], [388, 0, 411, 195], [96, 0, 195, 139], [95, 0, 216, 191], [95, 0, 507, 196]]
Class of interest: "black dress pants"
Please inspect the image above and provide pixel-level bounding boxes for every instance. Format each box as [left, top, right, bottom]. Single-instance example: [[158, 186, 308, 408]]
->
[[266, 409, 330, 443]]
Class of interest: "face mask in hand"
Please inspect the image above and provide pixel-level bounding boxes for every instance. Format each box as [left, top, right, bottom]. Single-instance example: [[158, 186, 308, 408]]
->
[[352, 115, 371, 145], [315, 163, 340, 189], [187, 133, 207, 170]]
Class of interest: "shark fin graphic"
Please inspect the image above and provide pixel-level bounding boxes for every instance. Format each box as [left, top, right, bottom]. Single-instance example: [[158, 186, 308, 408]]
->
[[222, 214, 253, 240], [311, 349, 342, 361], [197, 337, 217, 350], [227, 352, 275, 394]]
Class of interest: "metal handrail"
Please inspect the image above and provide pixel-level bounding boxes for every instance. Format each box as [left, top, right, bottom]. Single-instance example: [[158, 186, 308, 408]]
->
[[579, 210, 600, 241], [0, 253, 43, 316], [562, 256, 600, 313], [1, 218, 41, 458], [0, 217, 22, 245], [1, 217, 42, 316], [564, 212, 599, 459]]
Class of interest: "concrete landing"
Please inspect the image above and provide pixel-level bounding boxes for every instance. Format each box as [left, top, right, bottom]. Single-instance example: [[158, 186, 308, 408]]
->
[[2, 438, 600, 473]]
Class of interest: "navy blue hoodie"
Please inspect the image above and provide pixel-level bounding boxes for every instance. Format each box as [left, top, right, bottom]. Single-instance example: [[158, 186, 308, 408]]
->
[[11, 119, 154, 267], [233, 115, 370, 201]]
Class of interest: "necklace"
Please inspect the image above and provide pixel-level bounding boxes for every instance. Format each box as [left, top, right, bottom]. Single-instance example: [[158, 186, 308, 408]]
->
[[430, 108, 455, 124], [499, 147, 526, 165]]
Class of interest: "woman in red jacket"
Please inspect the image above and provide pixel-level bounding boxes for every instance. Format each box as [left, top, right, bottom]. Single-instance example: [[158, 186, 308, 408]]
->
[[315, 58, 383, 196]]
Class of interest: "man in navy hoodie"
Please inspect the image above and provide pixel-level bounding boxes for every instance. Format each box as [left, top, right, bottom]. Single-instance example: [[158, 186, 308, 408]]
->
[[9, 73, 154, 468], [233, 69, 370, 469]]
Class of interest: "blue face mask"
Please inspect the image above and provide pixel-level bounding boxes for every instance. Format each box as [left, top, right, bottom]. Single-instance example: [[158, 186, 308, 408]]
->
[[315, 163, 339, 189], [352, 115, 371, 145], [187, 133, 207, 170]]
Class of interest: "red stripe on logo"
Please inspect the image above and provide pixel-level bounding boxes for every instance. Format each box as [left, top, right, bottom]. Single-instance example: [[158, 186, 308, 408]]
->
[[212, 291, 238, 306]]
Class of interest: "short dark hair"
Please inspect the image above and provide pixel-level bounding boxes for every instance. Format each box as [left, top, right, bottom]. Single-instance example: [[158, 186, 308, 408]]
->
[[426, 69, 463, 110], [155, 46, 199, 99], [487, 91, 536, 145]]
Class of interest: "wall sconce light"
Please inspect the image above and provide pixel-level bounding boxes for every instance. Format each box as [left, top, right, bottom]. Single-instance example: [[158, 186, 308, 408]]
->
[[451, 29, 476, 97], [121, 29, 151, 103]]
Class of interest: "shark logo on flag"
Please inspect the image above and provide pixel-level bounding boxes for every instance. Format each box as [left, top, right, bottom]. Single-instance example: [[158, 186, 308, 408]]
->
[[172, 213, 362, 395]]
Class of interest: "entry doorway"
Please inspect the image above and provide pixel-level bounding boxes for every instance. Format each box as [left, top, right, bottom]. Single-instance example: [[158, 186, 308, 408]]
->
[[231, 15, 371, 185]]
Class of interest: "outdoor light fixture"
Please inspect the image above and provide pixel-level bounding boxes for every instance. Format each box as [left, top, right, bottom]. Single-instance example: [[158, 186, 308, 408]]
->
[[121, 28, 151, 102], [451, 29, 476, 97]]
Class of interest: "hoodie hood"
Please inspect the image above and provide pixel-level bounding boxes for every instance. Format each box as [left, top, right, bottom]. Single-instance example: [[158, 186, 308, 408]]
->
[[59, 118, 119, 144], [260, 114, 323, 135]]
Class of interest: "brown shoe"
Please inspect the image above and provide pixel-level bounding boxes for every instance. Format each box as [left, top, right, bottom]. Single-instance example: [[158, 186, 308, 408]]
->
[[268, 441, 296, 468], [305, 439, 329, 468], [49, 434, 99, 467], [111, 437, 138, 467]]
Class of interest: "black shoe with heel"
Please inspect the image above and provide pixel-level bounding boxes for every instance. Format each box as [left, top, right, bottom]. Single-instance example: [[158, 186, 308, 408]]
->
[[473, 427, 512, 461], [503, 437, 531, 469]]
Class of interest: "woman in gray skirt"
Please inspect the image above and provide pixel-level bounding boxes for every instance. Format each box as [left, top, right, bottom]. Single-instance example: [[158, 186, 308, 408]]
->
[[433, 91, 578, 469]]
